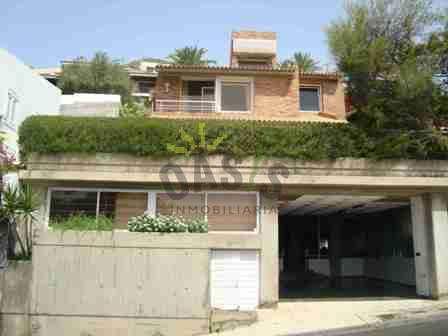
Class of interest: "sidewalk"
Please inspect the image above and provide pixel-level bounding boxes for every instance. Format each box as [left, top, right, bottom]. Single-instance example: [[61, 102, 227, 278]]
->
[[209, 297, 448, 336]]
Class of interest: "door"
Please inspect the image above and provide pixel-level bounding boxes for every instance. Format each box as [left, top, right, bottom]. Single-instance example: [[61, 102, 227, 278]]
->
[[210, 250, 259, 311], [411, 197, 431, 297]]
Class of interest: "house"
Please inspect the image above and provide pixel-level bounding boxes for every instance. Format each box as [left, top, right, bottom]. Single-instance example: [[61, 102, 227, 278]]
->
[[5, 31, 448, 336], [152, 31, 345, 122], [36, 57, 170, 104], [0, 49, 60, 186]]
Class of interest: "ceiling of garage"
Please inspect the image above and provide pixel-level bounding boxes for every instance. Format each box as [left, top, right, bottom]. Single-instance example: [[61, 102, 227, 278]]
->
[[279, 195, 409, 217]]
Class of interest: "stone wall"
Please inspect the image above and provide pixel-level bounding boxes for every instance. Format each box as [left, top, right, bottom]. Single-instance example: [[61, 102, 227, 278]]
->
[[0, 261, 32, 336]]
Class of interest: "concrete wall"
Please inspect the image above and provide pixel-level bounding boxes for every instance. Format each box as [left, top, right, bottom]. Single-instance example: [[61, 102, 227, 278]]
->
[[309, 257, 415, 285], [364, 257, 416, 286], [0, 49, 60, 157], [0, 261, 32, 336], [31, 231, 210, 336], [26, 228, 267, 336]]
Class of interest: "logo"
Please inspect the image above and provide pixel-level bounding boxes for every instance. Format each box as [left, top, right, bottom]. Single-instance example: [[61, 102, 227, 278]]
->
[[166, 122, 228, 156]]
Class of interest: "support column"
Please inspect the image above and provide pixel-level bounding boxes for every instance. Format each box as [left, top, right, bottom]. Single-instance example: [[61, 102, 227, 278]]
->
[[411, 194, 448, 299], [429, 193, 448, 298], [329, 218, 342, 288], [259, 192, 279, 307]]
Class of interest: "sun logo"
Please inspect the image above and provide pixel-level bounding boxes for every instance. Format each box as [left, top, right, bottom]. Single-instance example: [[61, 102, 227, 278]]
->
[[166, 122, 228, 156]]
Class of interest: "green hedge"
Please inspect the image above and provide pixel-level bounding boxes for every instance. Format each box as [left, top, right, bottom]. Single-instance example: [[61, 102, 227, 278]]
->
[[18, 116, 448, 161]]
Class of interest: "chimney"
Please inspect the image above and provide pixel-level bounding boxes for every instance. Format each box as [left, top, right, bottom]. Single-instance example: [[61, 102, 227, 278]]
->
[[230, 31, 277, 68]]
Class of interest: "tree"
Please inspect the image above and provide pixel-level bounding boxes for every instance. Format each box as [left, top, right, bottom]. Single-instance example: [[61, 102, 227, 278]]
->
[[58, 52, 131, 101], [326, 0, 446, 131], [167, 46, 216, 65], [281, 52, 320, 72]]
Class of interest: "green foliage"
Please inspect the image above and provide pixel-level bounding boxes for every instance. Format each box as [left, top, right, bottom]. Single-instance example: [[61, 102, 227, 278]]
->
[[167, 46, 216, 65], [49, 214, 113, 231], [128, 214, 208, 233], [58, 52, 131, 101], [1, 185, 39, 259], [327, 0, 448, 131], [18, 116, 448, 160], [280, 52, 320, 72], [119, 99, 147, 118]]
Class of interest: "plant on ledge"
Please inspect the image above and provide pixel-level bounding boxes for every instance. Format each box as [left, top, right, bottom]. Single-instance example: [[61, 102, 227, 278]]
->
[[128, 214, 208, 233], [49, 214, 114, 231]]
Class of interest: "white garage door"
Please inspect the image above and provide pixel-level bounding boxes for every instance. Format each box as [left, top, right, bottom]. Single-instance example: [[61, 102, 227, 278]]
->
[[210, 250, 259, 311]]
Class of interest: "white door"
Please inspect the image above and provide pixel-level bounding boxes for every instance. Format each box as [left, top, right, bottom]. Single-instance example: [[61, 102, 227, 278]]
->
[[210, 250, 259, 311], [411, 197, 431, 297]]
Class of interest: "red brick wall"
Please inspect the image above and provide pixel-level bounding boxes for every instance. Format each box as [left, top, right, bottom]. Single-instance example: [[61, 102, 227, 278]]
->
[[153, 72, 347, 122]]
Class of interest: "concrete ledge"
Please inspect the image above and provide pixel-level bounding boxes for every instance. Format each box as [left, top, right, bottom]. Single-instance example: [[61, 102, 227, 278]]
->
[[30, 315, 208, 336], [20, 155, 448, 193], [34, 230, 262, 250], [210, 309, 257, 333]]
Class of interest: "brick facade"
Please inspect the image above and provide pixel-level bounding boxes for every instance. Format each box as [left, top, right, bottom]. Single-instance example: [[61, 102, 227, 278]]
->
[[152, 72, 346, 122]]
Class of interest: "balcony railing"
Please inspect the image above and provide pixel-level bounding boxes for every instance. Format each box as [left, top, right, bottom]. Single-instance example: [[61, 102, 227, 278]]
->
[[155, 96, 216, 113]]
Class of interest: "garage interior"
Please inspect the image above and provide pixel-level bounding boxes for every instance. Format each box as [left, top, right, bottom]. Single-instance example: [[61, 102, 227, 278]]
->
[[278, 194, 417, 300]]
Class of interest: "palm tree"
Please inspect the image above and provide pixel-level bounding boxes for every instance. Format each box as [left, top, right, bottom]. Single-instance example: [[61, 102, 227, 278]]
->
[[281, 52, 320, 72], [168, 46, 216, 66]]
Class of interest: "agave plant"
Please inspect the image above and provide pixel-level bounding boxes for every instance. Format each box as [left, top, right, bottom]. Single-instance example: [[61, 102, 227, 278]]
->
[[1, 184, 39, 259]]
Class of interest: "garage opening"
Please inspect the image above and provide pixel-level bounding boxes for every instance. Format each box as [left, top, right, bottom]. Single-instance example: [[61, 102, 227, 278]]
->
[[279, 195, 417, 300]]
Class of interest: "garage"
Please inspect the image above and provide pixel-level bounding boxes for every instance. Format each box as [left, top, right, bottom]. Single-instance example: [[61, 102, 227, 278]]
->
[[210, 250, 260, 311], [278, 194, 418, 300]]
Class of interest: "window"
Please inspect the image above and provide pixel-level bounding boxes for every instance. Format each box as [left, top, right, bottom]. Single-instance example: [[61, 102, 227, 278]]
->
[[299, 86, 320, 112], [207, 193, 257, 232], [5, 90, 19, 124], [220, 82, 251, 112], [48, 190, 148, 229], [156, 192, 258, 232], [48, 189, 259, 233], [136, 81, 153, 94], [156, 192, 206, 220]]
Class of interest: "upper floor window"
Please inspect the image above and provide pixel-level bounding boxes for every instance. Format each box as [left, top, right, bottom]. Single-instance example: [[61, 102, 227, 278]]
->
[[5, 90, 19, 124], [299, 86, 320, 112], [220, 81, 251, 112], [135, 81, 153, 94]]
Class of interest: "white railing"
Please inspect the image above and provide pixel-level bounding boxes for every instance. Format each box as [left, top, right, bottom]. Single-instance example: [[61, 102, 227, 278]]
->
[[155, 97, 216, 113]]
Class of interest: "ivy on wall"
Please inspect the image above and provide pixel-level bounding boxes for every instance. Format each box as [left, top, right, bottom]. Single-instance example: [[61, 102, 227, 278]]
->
[[18, 116, 448, 161]]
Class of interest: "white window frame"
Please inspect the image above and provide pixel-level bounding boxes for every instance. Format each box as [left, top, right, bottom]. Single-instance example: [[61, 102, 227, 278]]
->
[[216, 77, 254, 114], [46, 188, 260, 234], [4, 90, 18, 126], [299, 85, 321, 113]]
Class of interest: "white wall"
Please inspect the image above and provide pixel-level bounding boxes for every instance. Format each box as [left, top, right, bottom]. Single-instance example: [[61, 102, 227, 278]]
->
[[60, 93, 120, 117], [0, 49, 61, 157]]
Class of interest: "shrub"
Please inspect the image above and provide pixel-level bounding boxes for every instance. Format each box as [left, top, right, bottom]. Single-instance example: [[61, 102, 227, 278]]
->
[[18, 116, 448, 161], [50, 214, 113, 231], [128, 214, 208, 233]]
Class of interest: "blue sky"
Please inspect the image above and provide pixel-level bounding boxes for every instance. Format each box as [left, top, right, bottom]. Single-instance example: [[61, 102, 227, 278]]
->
[[1, 0, 446, 69]]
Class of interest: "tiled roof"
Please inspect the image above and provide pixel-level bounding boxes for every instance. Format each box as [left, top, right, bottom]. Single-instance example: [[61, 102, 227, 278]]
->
[[156, 64, 340, 79], [156, 64, 295, 75]]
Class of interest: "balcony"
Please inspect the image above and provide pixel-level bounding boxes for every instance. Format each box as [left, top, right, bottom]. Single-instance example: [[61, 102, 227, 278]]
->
[[155, 96, 216, 113]]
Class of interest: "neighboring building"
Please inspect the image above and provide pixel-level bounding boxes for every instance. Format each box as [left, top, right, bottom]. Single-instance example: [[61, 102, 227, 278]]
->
[[6, 31, 448, 336], [35, 57, 169, 104], [0, 49, 60, 186]]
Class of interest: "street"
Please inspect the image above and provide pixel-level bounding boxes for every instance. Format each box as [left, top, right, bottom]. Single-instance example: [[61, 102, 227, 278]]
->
[[300, 315, 448, 336]]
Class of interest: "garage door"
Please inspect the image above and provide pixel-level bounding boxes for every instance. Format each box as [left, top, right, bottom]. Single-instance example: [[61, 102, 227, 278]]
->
[[210, 250, 259, 311]]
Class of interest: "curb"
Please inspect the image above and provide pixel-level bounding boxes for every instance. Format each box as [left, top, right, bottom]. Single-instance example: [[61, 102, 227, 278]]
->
[[285, 310, 448, 336]]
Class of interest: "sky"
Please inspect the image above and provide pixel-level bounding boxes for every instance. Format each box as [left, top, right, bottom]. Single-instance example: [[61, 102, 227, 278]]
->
[[1, 0, 446, 69]]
